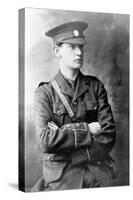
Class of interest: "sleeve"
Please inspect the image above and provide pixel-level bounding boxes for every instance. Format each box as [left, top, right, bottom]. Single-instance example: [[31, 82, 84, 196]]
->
[[89, 80, 116, 162], [34, 86, 92, 153]]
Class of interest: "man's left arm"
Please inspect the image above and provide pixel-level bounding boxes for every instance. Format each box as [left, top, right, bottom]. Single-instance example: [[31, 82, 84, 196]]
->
[[89, 80, 116, 162]]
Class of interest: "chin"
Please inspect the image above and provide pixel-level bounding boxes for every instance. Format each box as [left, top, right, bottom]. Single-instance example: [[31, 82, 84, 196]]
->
[[73, 64, 82, 70], [67, 63, 82, 71]]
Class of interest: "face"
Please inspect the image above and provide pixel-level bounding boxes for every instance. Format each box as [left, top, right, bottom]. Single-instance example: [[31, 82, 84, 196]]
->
[[55, 43, 84, 70]]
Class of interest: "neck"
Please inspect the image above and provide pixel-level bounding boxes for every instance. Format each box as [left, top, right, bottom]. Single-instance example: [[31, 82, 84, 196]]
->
[[59, 64, 79, 81]]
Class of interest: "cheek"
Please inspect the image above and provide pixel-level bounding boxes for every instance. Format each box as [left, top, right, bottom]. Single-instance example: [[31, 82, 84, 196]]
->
[[62, 51, 73, 62]]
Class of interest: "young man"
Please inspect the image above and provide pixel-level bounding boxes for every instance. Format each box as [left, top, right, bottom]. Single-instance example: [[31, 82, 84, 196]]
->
[[32, 21, 116, 191]]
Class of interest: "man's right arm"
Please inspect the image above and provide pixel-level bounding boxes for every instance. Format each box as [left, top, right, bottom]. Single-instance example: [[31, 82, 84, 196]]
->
[[34, 85, 93, 153]]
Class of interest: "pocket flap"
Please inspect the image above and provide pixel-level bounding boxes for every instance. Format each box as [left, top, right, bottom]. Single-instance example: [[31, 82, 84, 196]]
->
[[53, 104, 66, 115], [43, 160, 67, 183], [83, 101, 98, 110]]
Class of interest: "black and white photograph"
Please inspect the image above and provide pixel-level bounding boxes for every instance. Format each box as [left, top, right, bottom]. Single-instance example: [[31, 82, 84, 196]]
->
[[19, 7, 129, 192]]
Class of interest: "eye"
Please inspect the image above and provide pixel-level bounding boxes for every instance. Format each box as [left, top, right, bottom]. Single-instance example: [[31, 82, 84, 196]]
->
[[67, 44, 75, 49], [79, 45, 84, 50], [71, 44, 76, 49], [67, 44, 84, 50]]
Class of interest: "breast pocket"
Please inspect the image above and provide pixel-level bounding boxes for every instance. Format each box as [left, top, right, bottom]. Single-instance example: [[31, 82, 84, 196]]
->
[[53, 103, 67, 127], [83, 101, 98, 123]]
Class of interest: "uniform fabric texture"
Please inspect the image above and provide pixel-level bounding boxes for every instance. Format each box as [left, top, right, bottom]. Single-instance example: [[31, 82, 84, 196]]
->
[[32, 70, 116, 191]]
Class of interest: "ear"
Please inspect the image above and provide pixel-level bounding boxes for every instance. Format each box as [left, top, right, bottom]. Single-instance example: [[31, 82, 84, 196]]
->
[[54, 45, 61, 58]]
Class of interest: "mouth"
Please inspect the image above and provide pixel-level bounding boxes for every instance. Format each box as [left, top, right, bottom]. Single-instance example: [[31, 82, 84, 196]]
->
[[74, 58, 83, 62]]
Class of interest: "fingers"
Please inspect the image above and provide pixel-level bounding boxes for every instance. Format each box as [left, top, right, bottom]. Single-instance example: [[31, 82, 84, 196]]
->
[[96, 122, 101, 129], [88, 122, 101, 135], [90, 122, 101, 129], [48, 121, 59, 130]]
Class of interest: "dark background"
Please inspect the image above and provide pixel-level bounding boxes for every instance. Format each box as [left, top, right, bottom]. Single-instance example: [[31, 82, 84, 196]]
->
[[20, 8, 129, 191]]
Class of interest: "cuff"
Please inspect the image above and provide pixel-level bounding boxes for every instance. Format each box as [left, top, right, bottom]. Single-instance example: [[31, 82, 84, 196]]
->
[[67, 122, 92, 149]]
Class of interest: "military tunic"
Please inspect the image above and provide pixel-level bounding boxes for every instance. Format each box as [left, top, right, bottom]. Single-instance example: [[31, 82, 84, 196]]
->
[[32, 70, 116, 191]]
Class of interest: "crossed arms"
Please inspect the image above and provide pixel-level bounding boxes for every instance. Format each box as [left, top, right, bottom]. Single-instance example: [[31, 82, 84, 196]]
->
[[34, 80, 116, 162]]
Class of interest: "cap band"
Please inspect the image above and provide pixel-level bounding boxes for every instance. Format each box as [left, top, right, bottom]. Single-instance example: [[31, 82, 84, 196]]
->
[[53, 30, 83, 43]]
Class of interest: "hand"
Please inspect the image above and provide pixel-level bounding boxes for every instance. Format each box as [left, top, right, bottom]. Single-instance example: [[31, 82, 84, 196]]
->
[[48, 121, 59, 130], [88, 122, 101, 136]]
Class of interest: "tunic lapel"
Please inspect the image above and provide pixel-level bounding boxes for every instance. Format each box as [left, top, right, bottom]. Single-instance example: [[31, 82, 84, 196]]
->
[[54, 71, 74, 98], [54, 71, 89, 101], [73, 71, 88, 101]]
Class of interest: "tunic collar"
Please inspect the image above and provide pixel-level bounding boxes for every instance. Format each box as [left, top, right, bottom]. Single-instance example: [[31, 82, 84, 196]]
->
[[54, 70, 89, 100]]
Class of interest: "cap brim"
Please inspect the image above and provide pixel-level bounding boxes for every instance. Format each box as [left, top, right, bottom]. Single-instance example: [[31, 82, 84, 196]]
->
[[61, 37, 87, 45]]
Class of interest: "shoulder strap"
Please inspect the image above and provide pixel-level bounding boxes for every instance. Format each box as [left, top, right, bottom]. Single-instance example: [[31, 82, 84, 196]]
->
[[50, 79, 75, 118]]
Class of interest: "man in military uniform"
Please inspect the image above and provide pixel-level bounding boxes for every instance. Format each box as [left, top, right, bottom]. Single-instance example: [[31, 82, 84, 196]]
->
[[32, 21, 116, 191]]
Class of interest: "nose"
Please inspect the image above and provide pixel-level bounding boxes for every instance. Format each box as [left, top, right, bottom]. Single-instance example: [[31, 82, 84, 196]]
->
[[75, 46, 83, 56]]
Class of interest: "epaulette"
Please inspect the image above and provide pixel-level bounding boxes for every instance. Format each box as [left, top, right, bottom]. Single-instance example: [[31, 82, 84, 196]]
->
[[38, 82, 48, 88]]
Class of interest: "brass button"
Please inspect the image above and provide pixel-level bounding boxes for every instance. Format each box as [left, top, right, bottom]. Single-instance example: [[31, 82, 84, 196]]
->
[[94, 106, 96, 110], [97, 161, 101, 165], [66, 124, 70, 128], [48, 156, 50, 160], [57, 110, 61, 115], [73, 101, 77, 106]]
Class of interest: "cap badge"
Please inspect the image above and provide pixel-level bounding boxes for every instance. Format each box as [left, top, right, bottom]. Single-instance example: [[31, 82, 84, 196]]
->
[[73, 30, 79, 37]]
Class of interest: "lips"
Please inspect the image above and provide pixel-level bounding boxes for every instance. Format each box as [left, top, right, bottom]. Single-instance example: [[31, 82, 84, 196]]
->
[[74, 58, 83, 62]]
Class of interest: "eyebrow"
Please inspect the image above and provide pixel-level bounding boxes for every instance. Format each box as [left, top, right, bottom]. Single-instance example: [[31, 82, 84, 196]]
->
[[66, 44, 84, 48]]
